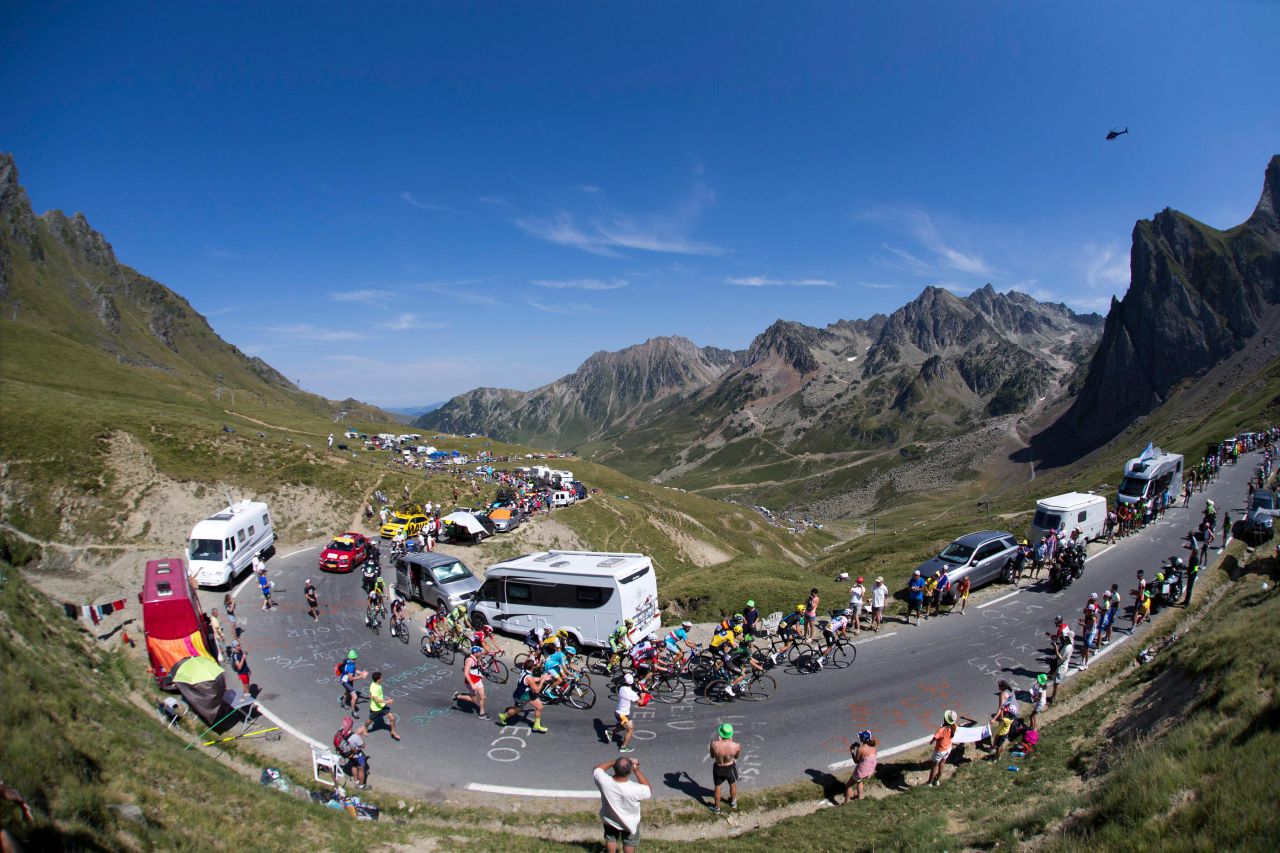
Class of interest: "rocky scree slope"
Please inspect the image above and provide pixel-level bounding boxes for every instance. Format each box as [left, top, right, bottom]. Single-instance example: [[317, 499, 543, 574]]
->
[[1043, 154, 1280, 458]]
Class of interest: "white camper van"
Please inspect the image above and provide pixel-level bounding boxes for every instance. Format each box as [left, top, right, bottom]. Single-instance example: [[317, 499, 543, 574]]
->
[[551, 490, 576, 508], [469, 551, 660, 648], [187, 501, 275, 587], [1117, 445, 1184, 508], [1030, 492, 1107, 542]]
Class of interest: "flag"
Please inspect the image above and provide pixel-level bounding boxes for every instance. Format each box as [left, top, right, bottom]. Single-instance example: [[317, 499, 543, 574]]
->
[[1139, 442, 1155, 460]]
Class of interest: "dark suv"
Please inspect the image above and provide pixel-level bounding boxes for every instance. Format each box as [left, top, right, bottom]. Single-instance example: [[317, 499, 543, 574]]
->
[[913, 530, 1020, 598]]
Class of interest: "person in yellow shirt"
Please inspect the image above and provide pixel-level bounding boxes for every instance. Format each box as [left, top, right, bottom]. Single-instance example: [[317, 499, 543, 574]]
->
[[367, 671, 401, 741]]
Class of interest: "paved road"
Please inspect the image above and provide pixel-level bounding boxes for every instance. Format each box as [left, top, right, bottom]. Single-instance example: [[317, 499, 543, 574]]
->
[[229, 451, 1262, 800]]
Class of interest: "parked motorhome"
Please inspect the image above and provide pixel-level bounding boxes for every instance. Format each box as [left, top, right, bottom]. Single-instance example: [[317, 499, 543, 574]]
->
[[1030, 492, 1107, 542], [187, 501, 275, 587], [469, 551, 660, 648], [140, 557, 216, 686], [1116, 445, 1183, 508]]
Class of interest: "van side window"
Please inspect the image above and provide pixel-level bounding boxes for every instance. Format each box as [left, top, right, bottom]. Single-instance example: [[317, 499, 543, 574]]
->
[[248, 525, 256, 537], [506, 582, 532, 604], [478, 579, 504, 603], [237, 529, 246, 544], [1077, 511, 1087, 523], [262, 513, 270, 527], [576, 586, 605, 606]]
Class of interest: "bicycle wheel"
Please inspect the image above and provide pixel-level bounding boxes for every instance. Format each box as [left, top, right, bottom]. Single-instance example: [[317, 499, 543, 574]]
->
[[787, 642, 813, 666], [741, 673, 776, 701], [585, 649, 611, 675], [485, 657, 510, 685], [701, 679, 732, 704], [396, 620, 409, 644], [438, 641, 456, 666], [651, 673, 686, 704], [566, 681, 597, 710], [830, 642, 855, 669], [421, 635, 435, 657], [513, 652, 533, 670]]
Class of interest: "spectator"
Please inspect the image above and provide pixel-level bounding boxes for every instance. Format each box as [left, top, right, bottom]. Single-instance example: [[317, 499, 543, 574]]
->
[[950, 575, 972, 614], [229, 640, 252, 692], [925, 710, 957, 787], [208, 608, 226, 661], [593, 757, 651, 853], [843, 729, 878, 803], [871, 577, 888, 632], [907, 571, 926, 625], [1029, 673, 1049, 729], [708, 723, 741, 815], [847, 578, 865, 634]]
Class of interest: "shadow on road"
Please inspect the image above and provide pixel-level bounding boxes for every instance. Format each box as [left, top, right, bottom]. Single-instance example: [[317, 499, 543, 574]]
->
[[804, 768, 842, 803], [662, 770, 711, 807]]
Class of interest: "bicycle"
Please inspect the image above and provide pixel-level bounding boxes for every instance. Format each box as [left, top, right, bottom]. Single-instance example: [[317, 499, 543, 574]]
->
[[799, 634, 857, 672], [702, 670, 776, 703], [586, 647, 634, 676], [541, 668, 596, 710], [365, 603, 384, 633], [758, 634, 810, 669], [476, 649, 510, 685], [389, 613, 409, 644]]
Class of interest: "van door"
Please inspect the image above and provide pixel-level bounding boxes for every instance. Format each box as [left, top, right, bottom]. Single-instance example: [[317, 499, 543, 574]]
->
[[395, 558, 411, 601]]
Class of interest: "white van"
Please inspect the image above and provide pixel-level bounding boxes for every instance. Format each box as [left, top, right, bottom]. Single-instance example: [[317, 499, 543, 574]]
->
[[1029, 492, 1107, 542], [1117, 445, 1184, 507], [551, 490, 576, 508], [470, 551, 661, 648], [187, 501, 275, 587]]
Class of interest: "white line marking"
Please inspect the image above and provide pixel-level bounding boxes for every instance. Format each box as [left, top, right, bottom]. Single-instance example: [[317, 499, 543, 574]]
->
[[978, 590, 1021, 609], [1064, 633, 1131, 679], [232, 573, 255, 599], [252, 701, 327, 751], [855, 631, 899, 644], [830, 734, 933, 769], [1089, 544, 1118, 560], [465, 783, 598, 799], [279, 545, 319, 560]]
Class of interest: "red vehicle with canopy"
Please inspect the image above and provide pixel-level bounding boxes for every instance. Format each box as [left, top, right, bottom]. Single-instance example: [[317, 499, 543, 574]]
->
[[140, 557, 217, 687]]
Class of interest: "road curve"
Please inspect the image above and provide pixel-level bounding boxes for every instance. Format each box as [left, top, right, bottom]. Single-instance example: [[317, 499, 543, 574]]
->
[[231, 452, 1261, 799]]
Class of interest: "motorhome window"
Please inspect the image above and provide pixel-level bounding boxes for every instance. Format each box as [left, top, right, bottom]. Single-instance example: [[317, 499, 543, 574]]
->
[[237, 529, 246, 543], [575, 585, 607, 606], [1077, 511, 1087, 523], [432, 561, 473, 584], [1033, 510, 1061, 530], [1118, 477, 1148, 498], [189, 539, 223, 561], [262, 513, 270, 527], [478, 579, 504, 603], [506, 582, 532, 604], [248, 525, 256, 537], [620, 566, 651, 584], [938, 543, 975, 564]]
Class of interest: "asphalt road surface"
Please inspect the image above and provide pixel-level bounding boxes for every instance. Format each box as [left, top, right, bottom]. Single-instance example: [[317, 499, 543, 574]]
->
[[228, 451, 1263, 800]]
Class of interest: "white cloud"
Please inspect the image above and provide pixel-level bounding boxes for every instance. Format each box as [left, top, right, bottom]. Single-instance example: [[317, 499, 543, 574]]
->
[[328, 289, 394, 303], [864, 208, 994, 277], [531, 278, 628, 291], [574, 184, 603, 194], [378, 313, 450, 332], [857, 282, 899, 290], [1085, 244, 1130, 290], [523, 297, 608, 315], [725, 276, 835, 287], [400, 191, 450, 211], [258, 323, 365, 342]]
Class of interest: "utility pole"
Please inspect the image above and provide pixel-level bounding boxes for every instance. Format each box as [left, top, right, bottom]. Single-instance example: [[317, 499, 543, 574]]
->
[[215, 373, 223, 402], [979, 499, 991, 524]]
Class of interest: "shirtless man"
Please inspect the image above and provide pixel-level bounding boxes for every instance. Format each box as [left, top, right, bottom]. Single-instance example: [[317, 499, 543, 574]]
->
[[708, 723, 742, 815]]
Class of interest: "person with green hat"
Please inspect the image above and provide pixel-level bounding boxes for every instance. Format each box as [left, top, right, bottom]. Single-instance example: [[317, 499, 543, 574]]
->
[[708, 723, 741, 815], [1030, 673, 1049, 729], [743, 600, 760, 634], [338, 649, 368, 718]]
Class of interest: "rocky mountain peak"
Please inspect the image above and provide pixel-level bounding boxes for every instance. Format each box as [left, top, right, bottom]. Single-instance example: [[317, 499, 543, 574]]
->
[[41, 209, 118, 269], [1247, 154, 1280, 230], [744, 319, 825, 373]]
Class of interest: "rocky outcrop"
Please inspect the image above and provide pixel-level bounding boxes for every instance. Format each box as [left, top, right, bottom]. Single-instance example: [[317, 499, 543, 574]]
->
[[1052, 155, 1280, 451]]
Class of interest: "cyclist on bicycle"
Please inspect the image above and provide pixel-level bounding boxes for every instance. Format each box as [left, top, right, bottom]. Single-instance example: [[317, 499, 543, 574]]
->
[[472, 624, 500, 656], [663, 621, 697, 664], [446, 604, 470, 642], [371, 576, 387, 606], [770, 605, 807, 664], [606, 618, 636, 671], [424, 610, 449, 648], [725, 632, 765, 697], [366, 588, 383, 626], [630, 634, 663, 689], [389, 595, 407, 636], [709, 623, 741, 662], [526, 625, 554, 653], [814, 609, 851, 668], [542, 645, 576, 696]]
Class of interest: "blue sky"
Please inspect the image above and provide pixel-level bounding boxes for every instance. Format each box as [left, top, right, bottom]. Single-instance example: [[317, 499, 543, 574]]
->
[[3, 1, 1277, 406]]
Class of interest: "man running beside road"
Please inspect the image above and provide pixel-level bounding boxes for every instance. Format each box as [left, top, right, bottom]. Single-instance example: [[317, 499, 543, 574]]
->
[[304, 579, 319, 621], [497, 666, 550, 733], [708, 723, 741, 815], [453, 645, 489, 719], [610, 673, 641, 753], [338, 649, 368, 717], [367, 671, 400, 740]]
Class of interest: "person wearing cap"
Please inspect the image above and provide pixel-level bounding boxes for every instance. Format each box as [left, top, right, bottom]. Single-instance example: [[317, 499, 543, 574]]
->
[[742, 600, 760, 634], [593, 755, 651, 853], [871, 577, 888, 632], [708, 723, 741, 815], [843, 729, 878, 803], [926, 710, 958, 787], [610, 673, 641, 753], [1046, 617, 1073, 702], [229, 639, 252, 690], [1029, 673, 1049, 728], [907, 570, 926, 625], [453, 645, 489, 720], [338, 649, 368, 717], [950, 573, 972, 615], [848, 577, 865, 634], [304, 578, 319, 622]]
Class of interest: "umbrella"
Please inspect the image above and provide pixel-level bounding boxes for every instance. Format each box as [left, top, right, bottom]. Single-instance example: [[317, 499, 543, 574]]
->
[[171, 655, 228, 724]]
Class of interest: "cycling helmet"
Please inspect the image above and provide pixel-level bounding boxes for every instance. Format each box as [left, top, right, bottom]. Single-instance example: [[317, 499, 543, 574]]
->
[[857, 730, 873, 745], [347, 649, 359, 660], [1053, 615, 1063, 624], [1155, 573, 1165, 582], [480, 625, 493, 637], [796, 604, 805, 613], [732, 614, 744, 625], [1174, 557, 1185, 567], [841, 608, 852, 617], [732, 625, 743, 635], [624, 618, 635, 628], [564, 646, 577, 656], [305, 578, 313, 585], [681, 620, 693, 629], [1089, 592, 1098, 600], [647, 633, 658, 642], [471, 645, 483, 654]]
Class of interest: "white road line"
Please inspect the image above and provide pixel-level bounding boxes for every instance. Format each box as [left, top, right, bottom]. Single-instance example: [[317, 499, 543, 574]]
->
[[978, 590, 1021, 609], [829, 734, 933, 769], [465, 783, 598, 799], [1064, 633, 1131, 679], [1089, 543, 1118, 560], [252, 700, 327, 751], [231, 573, 256, 599], [279, 545, 319, 560], [855, 631, 899, 644]]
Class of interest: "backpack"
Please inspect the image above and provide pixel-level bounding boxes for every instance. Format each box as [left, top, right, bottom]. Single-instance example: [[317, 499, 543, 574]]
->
[[333, 730, 354, 757], [334, 662, 344, 678]]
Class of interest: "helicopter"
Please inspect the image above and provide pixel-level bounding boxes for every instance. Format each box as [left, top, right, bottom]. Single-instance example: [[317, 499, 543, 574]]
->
[[1106, 127, 1129, 141]]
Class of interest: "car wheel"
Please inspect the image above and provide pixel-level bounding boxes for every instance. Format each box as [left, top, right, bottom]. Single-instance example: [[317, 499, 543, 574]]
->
[[470, 612, 488, 630], [474, 532, 486, 543]]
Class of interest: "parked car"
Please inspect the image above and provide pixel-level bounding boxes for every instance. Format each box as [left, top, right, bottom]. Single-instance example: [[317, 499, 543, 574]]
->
[[380, 511, 429, 540], [442, 510, 496, 543], [1246, 490, 1278, 541], [393, 552, 482, 611], [486, 507, 521, 533], [318, 532, 372, 573], [914, 530, 1020, 600]]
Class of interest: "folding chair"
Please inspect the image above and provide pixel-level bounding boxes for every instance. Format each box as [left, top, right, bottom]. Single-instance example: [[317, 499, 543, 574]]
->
[[312, 747, 346, 787]]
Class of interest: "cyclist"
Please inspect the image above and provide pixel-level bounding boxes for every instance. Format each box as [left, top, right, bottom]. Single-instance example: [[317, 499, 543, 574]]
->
[[724, 632, 766, 697], [525, 625, 554, 653], [424, 610, 449, 650], [813, 609, 852, 668], [770, 605, 806, 665], [664, 621, 697, 664], [630, 634, 663, 689], [365, 588, 383, 627], [539, 628, 562, 658], [497, 665, 549, 733], [472, 624, 501, 656], [606, 618, 636, 671], [447, 603, 471, 643], [541, 645, 570, 696], [388, 595, 407, 638], [709, 622, 741, 663], [371, 575, 387, 606]]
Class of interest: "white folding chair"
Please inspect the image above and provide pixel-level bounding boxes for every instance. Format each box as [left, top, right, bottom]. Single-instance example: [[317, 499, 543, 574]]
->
[[312, 747, 346, 787]]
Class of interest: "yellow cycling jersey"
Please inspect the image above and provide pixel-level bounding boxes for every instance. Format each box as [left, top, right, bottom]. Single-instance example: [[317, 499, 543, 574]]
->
[[710, 630, 735, 649]]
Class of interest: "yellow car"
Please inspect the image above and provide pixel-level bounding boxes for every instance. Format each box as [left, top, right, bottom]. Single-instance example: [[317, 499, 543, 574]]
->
[[380, 512, 429, 539]]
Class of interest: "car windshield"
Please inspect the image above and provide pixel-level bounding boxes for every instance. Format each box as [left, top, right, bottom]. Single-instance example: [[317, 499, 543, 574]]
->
[[189, 538, 222, 561], [938, 542, 975, 564], [1118, 476, 1149, 498], [1253, 493, 1276, 511], [432, 561, 472, 583], [328, 540, 355, 551]]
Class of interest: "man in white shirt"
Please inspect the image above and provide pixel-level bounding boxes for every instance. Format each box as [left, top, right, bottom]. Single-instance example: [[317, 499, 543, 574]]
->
[[848, 576, 866, 634], [610, 673, 641, 753], [871, 577, 889, 633], [592, 757, 651, 853]]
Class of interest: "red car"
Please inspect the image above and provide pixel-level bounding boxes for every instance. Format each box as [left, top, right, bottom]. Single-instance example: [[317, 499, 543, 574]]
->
[[318, 532, 371, 573]]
